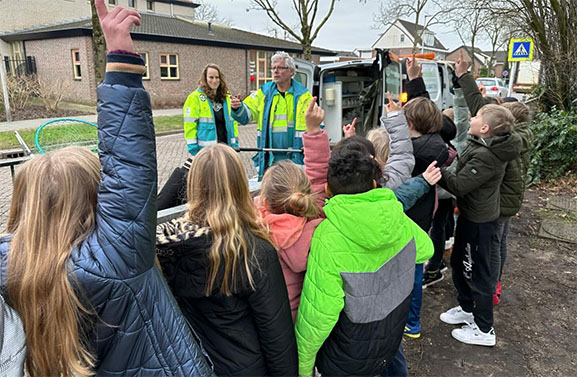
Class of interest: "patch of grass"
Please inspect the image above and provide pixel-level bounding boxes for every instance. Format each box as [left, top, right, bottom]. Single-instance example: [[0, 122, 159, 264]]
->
[[153, 115, 183, 133], [0, 115, 183, 151]]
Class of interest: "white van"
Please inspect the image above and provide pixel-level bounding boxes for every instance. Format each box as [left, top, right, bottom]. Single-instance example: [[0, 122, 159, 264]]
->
[[295, 50, 403, 144], [414, 59, 455, 110]]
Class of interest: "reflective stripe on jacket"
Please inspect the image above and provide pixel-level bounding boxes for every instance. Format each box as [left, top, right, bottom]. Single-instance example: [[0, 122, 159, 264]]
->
[[183, 89, 238, 156], [232, 79, 312, 179]]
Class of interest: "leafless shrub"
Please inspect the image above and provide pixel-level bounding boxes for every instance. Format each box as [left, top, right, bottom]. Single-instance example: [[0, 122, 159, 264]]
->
[[0, 75, 37, 111], [34, 77, 67, 112]]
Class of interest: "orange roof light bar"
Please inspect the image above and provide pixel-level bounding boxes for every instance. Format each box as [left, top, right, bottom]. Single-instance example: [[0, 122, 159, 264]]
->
[[399, 52, 436, 60]]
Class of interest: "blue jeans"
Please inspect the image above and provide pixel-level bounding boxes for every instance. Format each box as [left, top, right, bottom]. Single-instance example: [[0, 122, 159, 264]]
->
[[381, 343, 408, 377], [407, 264, 423, 330]]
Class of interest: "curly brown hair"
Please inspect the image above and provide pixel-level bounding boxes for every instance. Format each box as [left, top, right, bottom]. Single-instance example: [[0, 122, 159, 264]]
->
[[198, 64, 229, 103]]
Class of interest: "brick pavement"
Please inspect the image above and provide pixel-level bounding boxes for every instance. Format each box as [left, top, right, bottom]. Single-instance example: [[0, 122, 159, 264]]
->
[[0, 124, 258, 233]]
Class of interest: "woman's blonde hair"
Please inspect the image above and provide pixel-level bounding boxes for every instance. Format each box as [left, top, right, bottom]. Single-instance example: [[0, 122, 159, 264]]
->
[[7, 147, 100, 377], [198, 64, 229, 103], [366, 128, 391, 167], [186, 144, 272, 296], [260, 160, 320, 220]]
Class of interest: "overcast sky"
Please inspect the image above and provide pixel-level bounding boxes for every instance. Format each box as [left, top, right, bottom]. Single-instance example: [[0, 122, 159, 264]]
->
[[207, 0, 493, 53]]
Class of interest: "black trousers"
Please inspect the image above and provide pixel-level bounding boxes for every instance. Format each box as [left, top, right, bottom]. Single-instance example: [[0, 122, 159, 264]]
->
[[427, 198, 455, 271], [451, 216, 498, 332]]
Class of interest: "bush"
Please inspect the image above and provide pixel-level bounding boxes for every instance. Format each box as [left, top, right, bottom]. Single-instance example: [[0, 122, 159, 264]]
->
[[0, 75, 37, 111], [528, 107, 577, 184], [34, 78, 66, 112]]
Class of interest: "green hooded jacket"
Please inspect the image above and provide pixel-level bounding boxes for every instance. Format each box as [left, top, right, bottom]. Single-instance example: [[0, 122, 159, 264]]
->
[[295, 188, 433, 376], [499, 121, 534, 218], [441, 132, 522, 223]]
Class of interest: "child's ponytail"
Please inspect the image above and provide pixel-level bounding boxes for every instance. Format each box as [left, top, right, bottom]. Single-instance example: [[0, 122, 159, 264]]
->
[[261, 160, 320, 220], [287, 191, 319, 219]]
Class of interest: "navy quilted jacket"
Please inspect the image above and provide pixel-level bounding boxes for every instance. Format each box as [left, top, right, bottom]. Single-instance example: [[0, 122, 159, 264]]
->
[[0, 53, 215, 376]]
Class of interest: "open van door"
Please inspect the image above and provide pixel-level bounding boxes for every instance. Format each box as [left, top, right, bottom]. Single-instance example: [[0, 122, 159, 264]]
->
[[421, 61, 442, 107], [294, 58, 316, 93], [437, 61, 454, 109], [311, 50, 402, 144]]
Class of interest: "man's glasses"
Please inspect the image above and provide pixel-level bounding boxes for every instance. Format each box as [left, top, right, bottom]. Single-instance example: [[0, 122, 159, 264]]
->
[[271, 66, 290, 72]]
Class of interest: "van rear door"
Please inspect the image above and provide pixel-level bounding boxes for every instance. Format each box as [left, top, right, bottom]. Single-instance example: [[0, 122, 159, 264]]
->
[[294, 58, 316, 93], [421, 61, 442, 107]]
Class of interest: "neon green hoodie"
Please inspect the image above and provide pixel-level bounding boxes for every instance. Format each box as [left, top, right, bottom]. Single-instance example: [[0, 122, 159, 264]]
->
[[295, 188, 433, 376]]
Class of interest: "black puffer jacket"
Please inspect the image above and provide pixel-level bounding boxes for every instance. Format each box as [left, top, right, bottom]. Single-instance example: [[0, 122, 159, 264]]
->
[[405, 133, 448, 231], [156, 219, 298, 377]]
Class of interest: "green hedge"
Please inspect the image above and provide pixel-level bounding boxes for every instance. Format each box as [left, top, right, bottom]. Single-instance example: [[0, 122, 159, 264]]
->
[[528, 107, 577, 184]]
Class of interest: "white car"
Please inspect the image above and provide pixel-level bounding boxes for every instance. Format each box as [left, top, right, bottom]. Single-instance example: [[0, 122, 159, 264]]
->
[[475, 78, 508, 98]]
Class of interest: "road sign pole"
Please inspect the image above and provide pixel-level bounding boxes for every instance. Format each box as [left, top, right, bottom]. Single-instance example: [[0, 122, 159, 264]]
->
[[507, 61, 517, 97]]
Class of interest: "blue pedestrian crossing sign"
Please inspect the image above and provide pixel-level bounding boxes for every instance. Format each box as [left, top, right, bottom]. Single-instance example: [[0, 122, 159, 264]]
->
[[508, 38, 534, 61]]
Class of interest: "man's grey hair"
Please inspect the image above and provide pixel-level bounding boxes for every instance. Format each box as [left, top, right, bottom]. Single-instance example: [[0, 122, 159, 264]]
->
[[271, 51, 296, 71]]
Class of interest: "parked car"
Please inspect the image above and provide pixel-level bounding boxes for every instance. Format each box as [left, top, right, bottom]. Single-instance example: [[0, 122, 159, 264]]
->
[[475, 77, 508, 98]]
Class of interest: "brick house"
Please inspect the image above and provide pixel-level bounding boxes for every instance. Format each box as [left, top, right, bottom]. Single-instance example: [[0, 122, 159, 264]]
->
[[446, 46, 490, 76], [0, 0, 197, 60], [372, 19, 448, 60], [0, 2, 333, 106]]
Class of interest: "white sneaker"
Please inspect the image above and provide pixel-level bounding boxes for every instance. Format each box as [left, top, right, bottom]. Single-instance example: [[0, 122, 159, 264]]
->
[[445, 236, 455, 250], [451, 322, 496, 346], [440, 305, 474, 325]]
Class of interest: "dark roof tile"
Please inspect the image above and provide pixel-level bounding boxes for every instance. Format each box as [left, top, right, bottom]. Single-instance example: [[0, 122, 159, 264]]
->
[[1, 13, 334, 55]]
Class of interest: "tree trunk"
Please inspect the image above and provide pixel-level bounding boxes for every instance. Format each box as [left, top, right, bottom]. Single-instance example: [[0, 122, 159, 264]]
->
[[303, 41, 313, 61], [90, 0, 106, 85]]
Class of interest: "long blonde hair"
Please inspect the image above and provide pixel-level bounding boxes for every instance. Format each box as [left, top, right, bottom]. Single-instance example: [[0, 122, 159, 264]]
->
[[186, 144, 272, 296], [260, 160, 320, 219], [7, 147, 100, 377], [366, 128, 391, 167]]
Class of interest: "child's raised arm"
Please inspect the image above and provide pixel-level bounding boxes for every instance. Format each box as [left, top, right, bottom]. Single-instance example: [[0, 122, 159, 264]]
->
[[304, 97, 330, 210], [94, 0, 159, 270], [381, 92, 415, 190]]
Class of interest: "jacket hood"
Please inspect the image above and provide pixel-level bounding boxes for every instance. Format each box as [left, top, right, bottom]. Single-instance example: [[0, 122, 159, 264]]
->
[[323, 188, 405, 250], [470, 132, 522, 162], [258, 206, 307, 249], [412, 133, 449, 175]]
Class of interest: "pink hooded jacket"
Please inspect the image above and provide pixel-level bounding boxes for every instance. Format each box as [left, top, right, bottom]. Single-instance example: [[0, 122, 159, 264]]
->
[[256, 130, 330, 322]]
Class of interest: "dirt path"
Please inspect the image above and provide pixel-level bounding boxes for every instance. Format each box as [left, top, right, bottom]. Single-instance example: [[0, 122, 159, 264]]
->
[[404, 182, 577, 376]]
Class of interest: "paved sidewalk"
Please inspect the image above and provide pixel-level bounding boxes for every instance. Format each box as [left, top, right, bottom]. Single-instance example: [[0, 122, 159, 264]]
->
[[0, 124, 258, 233], [0, 108, 182, 132]]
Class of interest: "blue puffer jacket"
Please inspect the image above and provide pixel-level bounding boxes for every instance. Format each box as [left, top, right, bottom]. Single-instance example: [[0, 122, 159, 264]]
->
[[0, 53, 214, 376]]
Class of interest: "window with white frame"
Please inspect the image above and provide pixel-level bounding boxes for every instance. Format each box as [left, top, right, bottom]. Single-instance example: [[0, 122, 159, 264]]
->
[[400, 34, 405, 43], [146, 0, 154, 10], [72, 49, 82, 79], [108, 0, 116, 4], [159, 53, 179, 80], [128, 0, 135, 8]]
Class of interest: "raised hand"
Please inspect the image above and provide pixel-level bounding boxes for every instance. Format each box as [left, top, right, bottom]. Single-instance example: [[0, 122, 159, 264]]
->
[[406, 54, 422, 81], [423, 161, 441, 185], [95, 0, 140, 52], [231, 93, 242, 109], [343, 117, 357, 138], [305, 96, 324, 135], [385, 92, 402, 113], [455, 51, 469, 78]]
